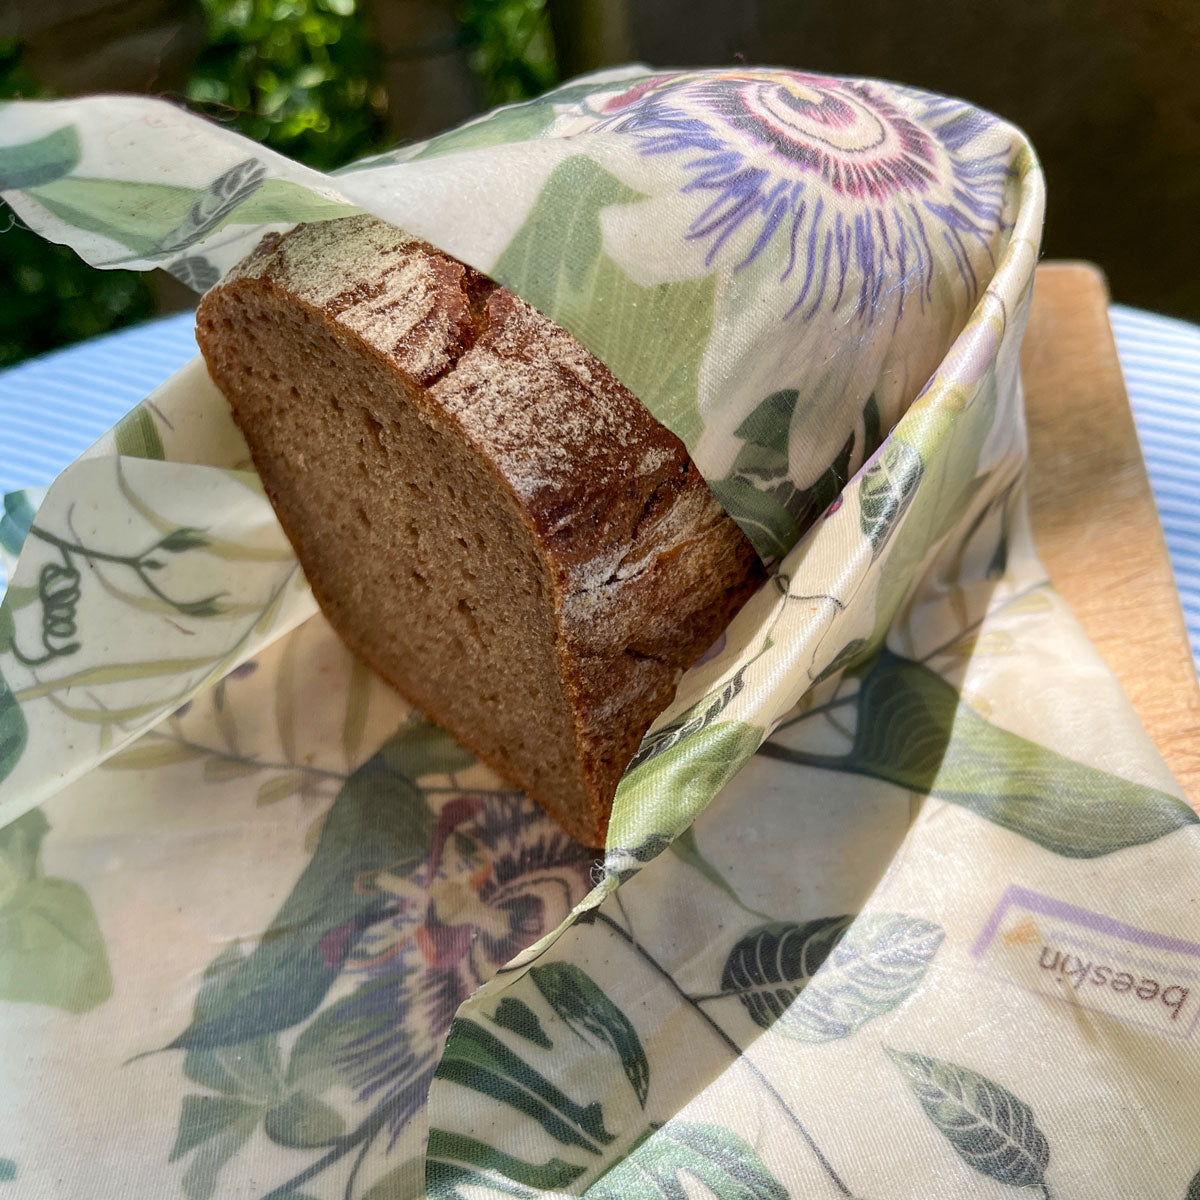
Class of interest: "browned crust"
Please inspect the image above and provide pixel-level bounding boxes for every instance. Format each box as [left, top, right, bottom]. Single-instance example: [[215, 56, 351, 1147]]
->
[[197, 215, 763, 846]]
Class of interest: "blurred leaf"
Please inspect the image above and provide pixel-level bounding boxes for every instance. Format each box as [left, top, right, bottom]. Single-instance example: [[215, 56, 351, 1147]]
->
[[0, 661, 26, 785], [263, 1091, 345, 1148], [0, 811, 112, 1012], [461, 0, 557, 107], [166, 723, 434, 1051], [157, 527, 208, 553], [582, 1121, 787, 1200], [203, 756, 260, 782], [256, 772, 304, 806], [767, 651, 1198, 857], [378, 713, 477, 778], [101, 741, 205, 770], [169, 1094, 263, 1200], [187, 0, 388, 172], [0, 214, 154, 368], [0, 125, 80, 190], [362, 1158, 424, 1199]]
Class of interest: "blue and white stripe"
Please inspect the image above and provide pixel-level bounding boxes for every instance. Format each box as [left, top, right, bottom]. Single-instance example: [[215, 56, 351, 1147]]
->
[[0, 313, 198, 494], [1110, 305, 1200, 668], [1, 307, 1197, 670]]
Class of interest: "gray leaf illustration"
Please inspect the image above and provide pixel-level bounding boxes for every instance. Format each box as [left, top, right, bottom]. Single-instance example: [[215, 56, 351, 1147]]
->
[[169, 255, 221, 292], [1187, 1166, 1200, 1200], [859, 435, 923, 556], [779, 913, 944, 1041], [156, 158, 267, 254], [720, 916, 853, 1028], [886, 1048, 1050, 1189], [627, 666, 746, 772], [582, 1121, 787, 1199]]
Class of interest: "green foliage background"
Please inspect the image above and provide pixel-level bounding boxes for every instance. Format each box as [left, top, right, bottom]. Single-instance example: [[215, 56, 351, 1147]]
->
[[0, 40, 155, 367], [0, 0, 556, 368]]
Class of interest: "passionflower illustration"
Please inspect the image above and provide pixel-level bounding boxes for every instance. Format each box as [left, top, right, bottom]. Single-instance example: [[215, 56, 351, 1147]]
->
[[590, 70, 1012, 320], [323, 792, 596, 1139]]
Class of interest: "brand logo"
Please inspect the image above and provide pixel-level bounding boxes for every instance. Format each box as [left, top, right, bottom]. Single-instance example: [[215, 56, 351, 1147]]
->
[[972, 885, 1200, 1039]]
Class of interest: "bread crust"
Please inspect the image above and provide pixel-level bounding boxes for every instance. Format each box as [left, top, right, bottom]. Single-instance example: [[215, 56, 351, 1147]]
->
[[197, 215, 763, 845]]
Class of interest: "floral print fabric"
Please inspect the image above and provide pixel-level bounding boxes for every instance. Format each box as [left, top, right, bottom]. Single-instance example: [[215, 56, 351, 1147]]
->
[[0, 67, 1198, 1198]]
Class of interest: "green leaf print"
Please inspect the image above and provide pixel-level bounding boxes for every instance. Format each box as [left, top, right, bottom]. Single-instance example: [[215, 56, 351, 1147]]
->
[[26, 177, 201, 256], [0, 662, 26, 786], [170, 1094, 262, 1163], [720, 389, 804, 556], [427, 1130, 584, 1197], [859, 435, 924, 554], [886, 1048, 1051, 1191], [282, 977, 396, 1093], [0, 124, 80, 189], [409, 97, 558, 160], [154, 159, 267, 253], [670, 825, 770, 919], [493, 155, 716, 452], [775, 913, 944, 1041], [362, 1158, 424, 1200], [0, 810, 111, 1012], [718, 390, 860, 559], [628, 668, 748, 773], [215, 177, 358, 227], [530, 962, 649, 1107], [434, 1017, 615, 1153], [707, 471, 801, 561], [165, 723, 435, 1052], [397, 77, 627, 167], [113, 404, 166, 461], [184, 1033, 283, 1100], [719, 916, 852, 1028], [582, 1121, 788, 1199], [169, 1094, 263, 1200], [490, 996, 553, 1048], [379, 712, 478, 779], [24, 170, 354, 262], [609, 721, 762, 868], [1, 491, 38, 559], [0, 1158, 14, 1182], [763, 652, 1198, 857], [168, 961, 290, 1198], [868, 378, 997, 639], [735, 389, 795, 460], [263, 1092, 345, 1149]]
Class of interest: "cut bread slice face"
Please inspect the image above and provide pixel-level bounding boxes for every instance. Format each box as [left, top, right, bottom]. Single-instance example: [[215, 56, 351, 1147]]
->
[[196, 216, 763, 846]]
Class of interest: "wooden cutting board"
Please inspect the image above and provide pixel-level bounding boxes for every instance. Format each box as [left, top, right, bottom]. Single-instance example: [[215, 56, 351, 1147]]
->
[[1022, 262, 1200, 806]]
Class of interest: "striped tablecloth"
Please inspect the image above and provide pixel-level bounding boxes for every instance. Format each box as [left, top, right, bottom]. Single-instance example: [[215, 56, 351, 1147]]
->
[[1110, 306, 1200, 666], [2, 307, 1198, 669]]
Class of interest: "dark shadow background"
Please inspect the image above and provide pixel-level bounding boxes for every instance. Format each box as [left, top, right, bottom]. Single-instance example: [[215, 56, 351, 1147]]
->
[[2, 0, 1197, 366], [557, 0, 1200, 325]]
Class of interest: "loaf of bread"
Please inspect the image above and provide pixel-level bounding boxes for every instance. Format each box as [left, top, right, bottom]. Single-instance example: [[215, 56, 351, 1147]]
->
[[195, 215, 764, 846]]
